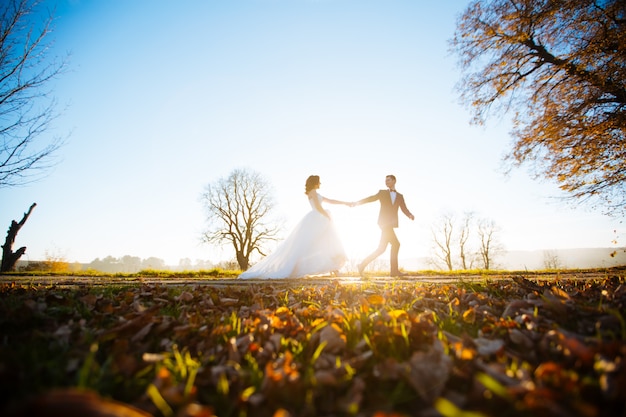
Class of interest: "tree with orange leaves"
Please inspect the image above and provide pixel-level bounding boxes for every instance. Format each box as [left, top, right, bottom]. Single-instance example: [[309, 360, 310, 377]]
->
[[451, 0, 626, 215]]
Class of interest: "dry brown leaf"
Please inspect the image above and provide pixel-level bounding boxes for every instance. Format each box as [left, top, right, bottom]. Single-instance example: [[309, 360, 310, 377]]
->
[[131, 322, 154, 343], [401, 340, 452, 403], [319, 324, 346, 354], [314, 370, 338, 386], [508, 329, 534, 349], [177, 291, 194, 302], [4, 388, 151, 417], [501, 299, 533, 318], [474, 337, 505, 356]]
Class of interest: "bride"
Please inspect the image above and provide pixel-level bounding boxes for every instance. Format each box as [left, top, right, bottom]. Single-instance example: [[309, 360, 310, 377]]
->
[[239, 175, 350, 279]]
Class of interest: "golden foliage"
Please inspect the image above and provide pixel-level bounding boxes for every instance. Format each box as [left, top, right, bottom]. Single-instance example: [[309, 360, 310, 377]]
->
[[452, 0, 626, 214]]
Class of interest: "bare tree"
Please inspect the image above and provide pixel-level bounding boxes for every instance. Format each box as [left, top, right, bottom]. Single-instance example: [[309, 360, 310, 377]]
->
[[201, 168, 281, 271], [476, 218, 504, 270], [451, 0, 626, 215], [1, 0, 67, 188], [431, 212, 455, 271], [543, 250, 564, 270], [458, 211, 474, 270]]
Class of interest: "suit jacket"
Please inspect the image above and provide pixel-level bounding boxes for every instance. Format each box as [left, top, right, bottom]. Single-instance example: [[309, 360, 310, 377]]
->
[[357, 190, 413, 228]]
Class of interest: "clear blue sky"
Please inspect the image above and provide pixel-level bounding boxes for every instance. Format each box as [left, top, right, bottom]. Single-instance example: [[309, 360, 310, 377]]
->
[[2, 0, 623, 267]]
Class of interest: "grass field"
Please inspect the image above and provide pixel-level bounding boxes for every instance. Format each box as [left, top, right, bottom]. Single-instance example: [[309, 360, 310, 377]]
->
[[1, 268, 625, 417]]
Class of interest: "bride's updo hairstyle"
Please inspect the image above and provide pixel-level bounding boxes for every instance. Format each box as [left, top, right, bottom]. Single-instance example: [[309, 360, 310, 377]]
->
[[305, 175, 320, 194]]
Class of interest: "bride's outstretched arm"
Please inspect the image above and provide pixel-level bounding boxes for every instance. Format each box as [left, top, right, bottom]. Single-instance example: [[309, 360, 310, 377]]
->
[[322, 196, 351, 205]]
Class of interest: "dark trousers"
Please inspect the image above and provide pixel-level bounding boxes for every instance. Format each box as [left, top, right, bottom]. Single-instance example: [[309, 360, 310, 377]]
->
[[360, 226, 401, 274]]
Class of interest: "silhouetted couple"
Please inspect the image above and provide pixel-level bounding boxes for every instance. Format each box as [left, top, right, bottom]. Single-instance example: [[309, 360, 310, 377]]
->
[[238, 174, 414, 280]]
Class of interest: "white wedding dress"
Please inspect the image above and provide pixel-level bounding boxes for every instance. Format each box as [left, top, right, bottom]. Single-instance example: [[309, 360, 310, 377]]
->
[[238, 192, 347, 279]]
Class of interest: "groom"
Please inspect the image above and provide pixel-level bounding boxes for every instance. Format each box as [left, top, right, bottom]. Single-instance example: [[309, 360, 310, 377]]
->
[[352, 174, 414, 277]]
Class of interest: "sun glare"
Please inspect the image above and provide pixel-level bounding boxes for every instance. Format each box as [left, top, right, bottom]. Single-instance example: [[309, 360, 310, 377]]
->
[[332, 208, 381, 270]]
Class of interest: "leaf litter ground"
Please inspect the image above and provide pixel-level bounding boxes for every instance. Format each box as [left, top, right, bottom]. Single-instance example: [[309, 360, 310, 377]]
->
[[0, 270, 625, 417]]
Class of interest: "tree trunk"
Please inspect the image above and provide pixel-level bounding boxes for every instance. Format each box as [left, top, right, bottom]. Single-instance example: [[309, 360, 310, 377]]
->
[[236, 251, 249, 271], [1, 203, 37, 272]]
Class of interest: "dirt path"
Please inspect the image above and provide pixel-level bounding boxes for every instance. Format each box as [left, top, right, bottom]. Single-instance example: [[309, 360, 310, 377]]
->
[[0, 269, 618, 287]]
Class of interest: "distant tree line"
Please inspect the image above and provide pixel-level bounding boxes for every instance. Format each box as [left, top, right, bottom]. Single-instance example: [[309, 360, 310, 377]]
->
[[17, 256, 219, 273], [85, 256, 221, 273], [86, 256, 166, 273]]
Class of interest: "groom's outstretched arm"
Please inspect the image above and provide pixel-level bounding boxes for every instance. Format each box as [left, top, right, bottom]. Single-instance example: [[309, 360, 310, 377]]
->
[[354, 191, 381, 206]]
